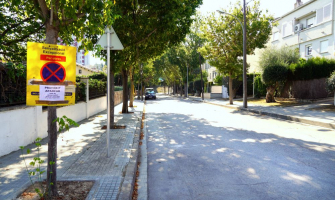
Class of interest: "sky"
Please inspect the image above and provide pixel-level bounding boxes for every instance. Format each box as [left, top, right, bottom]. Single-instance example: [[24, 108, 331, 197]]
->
[[90, 0, 297, 66], [197, 0, 296, 18]]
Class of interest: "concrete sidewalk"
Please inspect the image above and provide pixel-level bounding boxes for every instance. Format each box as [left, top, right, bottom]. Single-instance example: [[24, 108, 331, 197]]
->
[[0, 100, 144, 200], [187, 96, 335, 130]]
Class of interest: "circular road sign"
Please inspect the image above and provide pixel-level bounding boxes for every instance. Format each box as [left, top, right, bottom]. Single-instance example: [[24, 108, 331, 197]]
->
[[40, 62, 66, 82]]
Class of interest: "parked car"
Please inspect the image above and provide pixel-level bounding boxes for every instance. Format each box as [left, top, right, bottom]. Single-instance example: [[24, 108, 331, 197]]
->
[[145, 88, 156, 100]]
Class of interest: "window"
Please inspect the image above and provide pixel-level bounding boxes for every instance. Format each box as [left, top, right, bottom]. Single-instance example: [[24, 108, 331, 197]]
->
[[320, 40, 328, 53], [282, 21, 293, 37], [79, 69, 82, 74], [306, 45, 312, 56], [316, 3, 332, 24], [273, 32, 279, 41], [306, 17, 314, 28]]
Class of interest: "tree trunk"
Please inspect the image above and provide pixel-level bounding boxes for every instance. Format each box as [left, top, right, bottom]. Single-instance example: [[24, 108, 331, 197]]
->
[[266, 85, 277, 103], [45, 23, 59, 197], [184, 82, 187, 97], [110, 52, 115, 127], [121, 69, 129, 113], [129, 66, 134, 107], [173, 82, 175, 95], [228, 72, 234, 105]]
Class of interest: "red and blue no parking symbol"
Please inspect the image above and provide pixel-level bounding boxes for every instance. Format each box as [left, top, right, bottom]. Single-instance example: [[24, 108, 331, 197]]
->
[[40, 62, 66, 82]]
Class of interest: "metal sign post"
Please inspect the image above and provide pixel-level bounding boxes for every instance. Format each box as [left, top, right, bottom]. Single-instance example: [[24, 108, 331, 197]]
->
[[97, 26, 124, 157], [106, 27, 111, 157]]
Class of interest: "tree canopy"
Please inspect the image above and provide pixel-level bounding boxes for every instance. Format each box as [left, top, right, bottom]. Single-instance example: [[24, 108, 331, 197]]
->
[[0, 1, 44, 62], [199, 1, 274, 103], [105, 0, 202, 112]]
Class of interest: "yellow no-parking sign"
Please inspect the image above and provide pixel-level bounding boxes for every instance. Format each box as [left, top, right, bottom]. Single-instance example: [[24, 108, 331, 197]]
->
[[26, 42, 76, 106]]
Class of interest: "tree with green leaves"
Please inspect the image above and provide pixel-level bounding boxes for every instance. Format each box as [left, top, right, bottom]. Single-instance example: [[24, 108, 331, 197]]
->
[[199, 1, 274, 104], [108, 0, 202, 113], [153, 53, 180, 94], [259, 45, 300, 102], [12, 0, 116, 197], [0, 1, 45, 62]]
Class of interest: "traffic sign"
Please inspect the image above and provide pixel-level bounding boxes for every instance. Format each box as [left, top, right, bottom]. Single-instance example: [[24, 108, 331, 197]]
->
[[40, 62, 66, 82], [26, 42, 76, 106], [97, 26, 124, 50]]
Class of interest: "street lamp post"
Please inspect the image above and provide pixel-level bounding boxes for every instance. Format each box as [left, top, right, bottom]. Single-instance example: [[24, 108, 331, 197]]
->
[[217, 0, 247, 108], [199, 52, 204, 101], [141, 63, 143, 101]]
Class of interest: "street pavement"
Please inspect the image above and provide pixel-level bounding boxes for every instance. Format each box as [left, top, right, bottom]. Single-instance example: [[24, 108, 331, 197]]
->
[[146, 95, 335, 200], [1, 94, 335, 200], [0, 100, 144, 200]]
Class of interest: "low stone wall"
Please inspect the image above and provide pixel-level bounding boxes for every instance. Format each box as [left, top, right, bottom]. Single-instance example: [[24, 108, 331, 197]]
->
[[114, 91, 123, 105], [204, 93, 222, 99], [0, 91, 123, 157]]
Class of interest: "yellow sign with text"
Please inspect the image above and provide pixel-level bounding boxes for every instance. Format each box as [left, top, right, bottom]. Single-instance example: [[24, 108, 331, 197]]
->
[[26, 42, 76, 106]]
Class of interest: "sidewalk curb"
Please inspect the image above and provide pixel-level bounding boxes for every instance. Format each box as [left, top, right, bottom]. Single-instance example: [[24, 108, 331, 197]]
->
[[241, 107, 335, 130], [137, 118, 148, 200], [118, 112, 142, 200], [190, 97, 335, 130]]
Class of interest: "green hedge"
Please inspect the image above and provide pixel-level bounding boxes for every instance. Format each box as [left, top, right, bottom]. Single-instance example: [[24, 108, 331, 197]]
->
[[254, 74, 267, 98], [288, 57, 335, 81], [0, 63, 26, 106]]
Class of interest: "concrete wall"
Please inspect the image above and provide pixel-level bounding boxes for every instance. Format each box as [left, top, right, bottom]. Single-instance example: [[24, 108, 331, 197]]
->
[[204, 93, 222, 99], [0, 91, 123, 157]]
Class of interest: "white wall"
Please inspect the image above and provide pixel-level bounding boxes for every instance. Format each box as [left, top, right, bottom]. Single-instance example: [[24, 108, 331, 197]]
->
[[271, 0, 335, 59], [0, 96, 107, 157], [0, 106, 40, 157]]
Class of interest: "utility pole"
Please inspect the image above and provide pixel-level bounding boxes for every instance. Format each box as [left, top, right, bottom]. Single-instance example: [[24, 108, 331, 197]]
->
[[141, 63, 143, 101], [243, 0, 248, 108], [199, 52, 204, 100]]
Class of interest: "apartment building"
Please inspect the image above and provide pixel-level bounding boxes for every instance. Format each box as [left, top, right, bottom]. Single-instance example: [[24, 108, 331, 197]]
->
[[272, 0, 334, 59], [59, 37, 90, 66], [201, 61, 218, 83]]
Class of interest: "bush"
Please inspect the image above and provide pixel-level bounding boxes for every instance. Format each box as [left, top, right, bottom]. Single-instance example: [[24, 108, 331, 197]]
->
[[262, 65, 288, 86], [288, 57, 335, 81], [254, 75, 266, 98], [214, 74, 223, 85], [115, 86, 123, 91], [327, 71, 335, 92], [0, 62, 26, 106], [194, 80, 204, 92]]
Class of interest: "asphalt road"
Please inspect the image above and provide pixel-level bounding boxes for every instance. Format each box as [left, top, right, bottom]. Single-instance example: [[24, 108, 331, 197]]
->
[[145, 95, 335, 200]]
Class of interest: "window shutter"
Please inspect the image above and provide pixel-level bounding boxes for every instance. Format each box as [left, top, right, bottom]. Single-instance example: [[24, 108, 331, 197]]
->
[[287, 21, 293, 35], [324, 4, 332, 21], [282, 23, 287, 37], [316, 7, 323, 24]]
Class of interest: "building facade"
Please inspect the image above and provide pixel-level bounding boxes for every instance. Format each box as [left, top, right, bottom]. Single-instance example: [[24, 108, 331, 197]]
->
[[59, 37, 90, 66], [201, 61, 218, 83], [272, 0, 335, 59]]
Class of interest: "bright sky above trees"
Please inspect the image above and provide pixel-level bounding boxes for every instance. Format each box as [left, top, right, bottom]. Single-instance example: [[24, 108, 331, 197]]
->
[[198, 0, 296, 18]]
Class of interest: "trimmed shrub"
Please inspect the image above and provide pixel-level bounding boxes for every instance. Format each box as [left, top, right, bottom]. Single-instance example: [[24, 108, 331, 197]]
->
[[254, 75, 266, 98], [288, 57, 335, 81], [262, 65, 288, 85]]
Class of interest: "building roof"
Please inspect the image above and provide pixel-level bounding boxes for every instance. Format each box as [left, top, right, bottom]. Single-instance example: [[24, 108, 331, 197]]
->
[[76, 63, 101, 73], [274, 0, 317, 21]]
